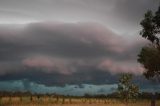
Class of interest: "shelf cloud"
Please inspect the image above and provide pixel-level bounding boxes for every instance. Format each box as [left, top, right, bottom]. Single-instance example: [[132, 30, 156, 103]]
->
[[0, 22, 146, 86], [0, 0, 158, 94]]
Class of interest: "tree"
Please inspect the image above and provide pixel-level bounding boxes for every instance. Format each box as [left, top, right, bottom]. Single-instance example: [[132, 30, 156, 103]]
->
[[117, 73, 139, 105], [139, 5, 160, 106], [139, 6, 160, 80], [140, 7, 160, 46], [138, 45, 160, 81]]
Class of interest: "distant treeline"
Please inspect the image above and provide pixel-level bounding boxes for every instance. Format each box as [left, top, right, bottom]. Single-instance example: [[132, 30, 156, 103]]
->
[[0, 91, 159, 99]]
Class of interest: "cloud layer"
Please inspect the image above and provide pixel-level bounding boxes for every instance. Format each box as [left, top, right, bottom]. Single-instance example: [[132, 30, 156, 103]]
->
[[0, 0, 158, 33], [0, 0, 158, 94], [0, 22, 147, 86]]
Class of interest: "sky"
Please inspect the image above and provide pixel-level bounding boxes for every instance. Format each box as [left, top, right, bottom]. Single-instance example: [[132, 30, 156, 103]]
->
[[0, 0, 159, 95]]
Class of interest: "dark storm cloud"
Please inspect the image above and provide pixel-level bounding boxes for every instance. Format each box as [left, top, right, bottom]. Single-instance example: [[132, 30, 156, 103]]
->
[[0, 0, 158, 94], [0, 22, 125, 59], [0, 67, 119, 86], [0, 22, 145, 60], [0, 22, 146, 86]]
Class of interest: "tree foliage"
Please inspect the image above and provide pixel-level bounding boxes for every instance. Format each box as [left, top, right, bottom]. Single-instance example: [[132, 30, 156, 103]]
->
[[140, 6, 160, 46], [139, 6, 160, 80], [138, 45, 160, 80], [117, 74, 139, 103]]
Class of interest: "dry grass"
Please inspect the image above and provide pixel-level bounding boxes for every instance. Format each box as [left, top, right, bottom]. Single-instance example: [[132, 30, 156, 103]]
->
[[0, 97, 159, 106]]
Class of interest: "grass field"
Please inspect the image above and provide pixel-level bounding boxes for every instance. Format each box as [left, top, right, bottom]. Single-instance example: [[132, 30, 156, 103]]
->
[[0, 97, 159, 106]]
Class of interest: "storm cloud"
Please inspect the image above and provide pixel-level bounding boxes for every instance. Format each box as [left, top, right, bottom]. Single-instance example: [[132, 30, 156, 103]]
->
[[0, 0, 158, 94], [0, 22, 146, 86]]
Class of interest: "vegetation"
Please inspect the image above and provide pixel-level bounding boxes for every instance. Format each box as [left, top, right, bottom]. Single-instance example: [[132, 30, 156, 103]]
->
[[0, 91, 159, 106], [138, 46, 160, 80], [138, 5, 160, 106], [139, 6, 160, 81], [117, 74, 139, 105]]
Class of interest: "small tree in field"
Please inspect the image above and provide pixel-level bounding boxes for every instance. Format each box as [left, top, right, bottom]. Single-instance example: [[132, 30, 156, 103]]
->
[[117, 73, 139, 105]]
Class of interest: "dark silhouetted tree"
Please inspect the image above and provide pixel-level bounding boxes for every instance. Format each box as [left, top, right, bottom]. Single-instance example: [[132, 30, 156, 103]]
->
[[140, 6, 160, 46], [139, 6, 160, 81], [139, 5, 160, 106], [138, 45, 160, 80]]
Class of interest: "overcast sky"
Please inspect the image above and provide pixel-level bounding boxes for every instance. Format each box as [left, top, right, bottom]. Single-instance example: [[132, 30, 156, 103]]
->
[[0, 0, 159, 95]]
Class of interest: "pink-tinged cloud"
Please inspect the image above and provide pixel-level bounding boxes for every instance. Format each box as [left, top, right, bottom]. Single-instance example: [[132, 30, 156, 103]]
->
[[22, 56, 75, 75], [23, 56, 53, 70], [98, 59, 144, 75], [0, 22, 147, 82]]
